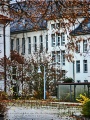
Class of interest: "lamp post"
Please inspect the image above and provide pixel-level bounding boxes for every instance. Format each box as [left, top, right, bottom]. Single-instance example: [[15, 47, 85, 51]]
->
[[38, 65, 46, 100]]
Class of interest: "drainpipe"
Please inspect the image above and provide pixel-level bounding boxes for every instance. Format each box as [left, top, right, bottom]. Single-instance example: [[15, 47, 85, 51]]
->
[[73, 61, 75, 82], [3, 25, 6, 92]]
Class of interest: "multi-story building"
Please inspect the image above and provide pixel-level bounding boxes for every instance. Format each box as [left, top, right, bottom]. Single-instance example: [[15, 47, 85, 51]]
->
[[70, 18, 90, 83], [10, 16, 90, 83]]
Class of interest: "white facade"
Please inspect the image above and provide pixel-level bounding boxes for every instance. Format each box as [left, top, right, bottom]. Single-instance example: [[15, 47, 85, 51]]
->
[[0, 2, 10, 90], [10, 19, 90, 83], [74, 35, 90, 82], [0, 24, 10, 58]]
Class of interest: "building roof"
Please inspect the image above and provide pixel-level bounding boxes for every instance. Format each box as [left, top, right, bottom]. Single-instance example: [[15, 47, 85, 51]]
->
[[10, 18, 47, 34], [70, 18, 90, 36], [10, 2, 47, 34]]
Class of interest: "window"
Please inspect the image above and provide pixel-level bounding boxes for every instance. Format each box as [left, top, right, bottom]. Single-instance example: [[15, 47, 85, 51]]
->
[[76, 60, 80, 73], [51, 34, 55, 47], [83, 60, 88, 73], [87, 23, 90, 29], [11, 39, 14, 51], [61, 22, 65, 28], [51, 24, 55, 30], [61, 33, 65, 46], [22, 38, 25, 54], [77, 80, 81, 83], [46, 35, 48, 53], [52, 51, 56, 63], [56, 33, 60, 46], [61, 51, 65, 65], [56, 23, 60, 29], [12, 66, 16, 79], [57, 51, 60, 63], [62, 70, 65, 79], [84, 80, 88, 83], [83, 40, 87, 52], [28, 37, 31, 54], [40, 35, 43, 52], [76, 41, 80, 53], [16, 38, 19, 53], [34, 36, 37, 52]]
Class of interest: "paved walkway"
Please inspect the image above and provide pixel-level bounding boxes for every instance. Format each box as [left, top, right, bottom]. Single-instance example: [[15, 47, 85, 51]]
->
[[6, 106, 77, 120], [6, 106, 60, 120]]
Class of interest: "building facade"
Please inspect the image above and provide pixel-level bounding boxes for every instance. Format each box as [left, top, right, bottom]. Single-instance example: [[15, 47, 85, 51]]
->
[[10, 17, 90, 83]]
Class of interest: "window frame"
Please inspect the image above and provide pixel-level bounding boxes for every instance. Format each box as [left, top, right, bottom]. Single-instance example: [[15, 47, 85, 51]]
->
[[46, 35, 48, 53], [51, 34, 55, 47], [34, 36, 37, 52], [22, 38, 25, 55], [83, 60, 88, 73], [11, 39, 14, 51], [28, 37, 31, 54], [40, 35, 43, 52], [83, 40, 87, 53], [76, 41, 80, 53], [61, 50, 65, 65], [61, 33, 65, 46], [16, 38, 19, 53], [56, 33, 60, 46], [76, 60, 80, 73]]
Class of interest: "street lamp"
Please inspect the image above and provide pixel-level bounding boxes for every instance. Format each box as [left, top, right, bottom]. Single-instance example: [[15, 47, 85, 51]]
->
[[38, 65, 46, 100]]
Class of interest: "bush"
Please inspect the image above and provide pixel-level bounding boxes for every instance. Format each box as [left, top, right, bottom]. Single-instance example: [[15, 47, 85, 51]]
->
[[63, 77, 74, 83], [76, 94, 90, 117], [0, 91, 8, 116], [0, 91, 8, 100], [82, 100, 90, 117]]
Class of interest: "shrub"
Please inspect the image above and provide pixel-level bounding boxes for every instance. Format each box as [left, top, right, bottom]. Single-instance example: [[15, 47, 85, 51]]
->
[[76, 94, 90, 117], [0, 91, 8, 100], [0, 91, 8, 116], [63, 77, 74, 83], [82, 100, 90, 117]]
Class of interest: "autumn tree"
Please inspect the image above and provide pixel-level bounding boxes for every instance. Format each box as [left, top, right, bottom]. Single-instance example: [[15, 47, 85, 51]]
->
[[0, 50, 64, 99]]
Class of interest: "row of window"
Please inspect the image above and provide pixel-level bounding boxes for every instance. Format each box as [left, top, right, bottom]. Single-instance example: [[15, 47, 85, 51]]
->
[[11, 35, 48, 54], [52, 51, 65, 65], [51, 23, 65, 30], [76, 60, 88, 73], [51, 33, 65, 47], [76, 40, 88, 53], [77, 80, 88, 83]]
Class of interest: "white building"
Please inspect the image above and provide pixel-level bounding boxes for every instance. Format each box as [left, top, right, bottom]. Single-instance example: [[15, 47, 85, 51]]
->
[[10, 16, 90, 83]]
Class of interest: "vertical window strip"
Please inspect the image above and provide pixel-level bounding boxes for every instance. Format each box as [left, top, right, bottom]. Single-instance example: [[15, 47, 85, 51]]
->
[[16, 38, 19, 53], [52, 51, 56, 63], [51, 24, 55, 30], [40, 35, 43, 52], [51, 34, 55, 47], [61, 50, 65, 65], [57, 51, 60, 63], [61, 33, 65, 46], [83, 60, 88, 73], [56, 33, 60, 46], [46, 35, 48, 53], [11, 39, 14, 51], [83, 40, 87, 52], [76, 60, 80, 73], [76, 41, 80, 53], [22, 38, 25, 54], [34, 36, 37, 52], [28, 37, 31, 54]]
